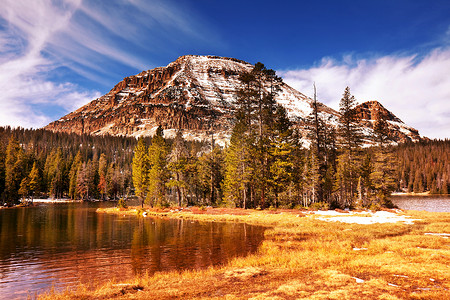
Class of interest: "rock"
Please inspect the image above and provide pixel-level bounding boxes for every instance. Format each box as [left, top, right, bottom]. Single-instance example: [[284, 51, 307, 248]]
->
[[45, 55, 422, 145], [354, 100, 421, 142]]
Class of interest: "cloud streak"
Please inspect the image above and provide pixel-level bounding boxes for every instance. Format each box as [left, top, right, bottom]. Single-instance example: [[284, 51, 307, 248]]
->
[[0, 0, 216, 129], [280, 48, 450, 139]]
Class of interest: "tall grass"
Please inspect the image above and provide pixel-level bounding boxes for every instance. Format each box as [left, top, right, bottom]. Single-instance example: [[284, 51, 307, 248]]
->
[[41, 208, 450, 299]]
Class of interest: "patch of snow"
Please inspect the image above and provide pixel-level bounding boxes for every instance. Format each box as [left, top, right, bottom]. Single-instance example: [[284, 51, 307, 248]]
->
[[352, 277, 365, 283], [33, 198, 82, 203], [313, 210, 418, 224], [424, 233, 450, 238], [388, 283, 400, 287], [314, 210, 347, 216]]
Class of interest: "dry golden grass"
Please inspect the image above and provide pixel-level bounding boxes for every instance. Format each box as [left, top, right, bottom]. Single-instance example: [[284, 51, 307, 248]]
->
[[40, 207, 450, 299]]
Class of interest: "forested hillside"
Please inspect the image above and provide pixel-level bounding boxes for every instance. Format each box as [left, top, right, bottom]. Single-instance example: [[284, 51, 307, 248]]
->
[[1, 128, 448, 208], [0, 126, 213, 205], [0, 126, 137, 204], [395, 140, 449, 194]]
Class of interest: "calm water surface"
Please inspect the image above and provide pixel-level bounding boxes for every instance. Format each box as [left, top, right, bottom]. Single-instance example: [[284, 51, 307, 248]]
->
[[0, 203, 266, 299], [391, 195, 450, 212]]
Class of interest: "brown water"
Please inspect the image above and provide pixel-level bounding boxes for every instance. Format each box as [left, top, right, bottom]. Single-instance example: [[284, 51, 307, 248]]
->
[[391, 195, 450, 212], [0, 203, 266, 299]]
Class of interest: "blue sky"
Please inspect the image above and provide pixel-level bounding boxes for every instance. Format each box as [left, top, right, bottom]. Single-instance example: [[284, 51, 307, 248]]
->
[[0, 0, 449, 138]]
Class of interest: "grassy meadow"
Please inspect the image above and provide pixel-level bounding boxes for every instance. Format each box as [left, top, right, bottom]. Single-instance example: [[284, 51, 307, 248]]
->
[[40, 207, 450, 299]]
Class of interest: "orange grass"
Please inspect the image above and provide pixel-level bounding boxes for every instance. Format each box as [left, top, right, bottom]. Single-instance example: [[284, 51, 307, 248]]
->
[[40, 207, 450, 299]]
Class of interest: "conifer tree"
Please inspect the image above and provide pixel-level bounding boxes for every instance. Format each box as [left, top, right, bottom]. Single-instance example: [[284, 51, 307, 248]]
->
[[268, 105, 294, 207], [0, 145, 5, 199], [167, 130, 188, 206], [98, 153, 108, 200], [106, 162, 124, 200], [132, 138, 148, 207], [45, 149, 65, 199], [335, 87, 363, 208], [224, 121, 254, 208], [305, 83, 337, 204], [338, 87, 363, 151], [358, 153, 373, 206], [231, 62, 284, 208], [302, 150, 320, 205], [19, 177, 29, 201], [69, 151, 82, 199], [27, 162, 40, 202], [5, 136, 25, 203], [289, 136, 305, 207], [76, 163, 88, 200], [370, 114, 397, 207], [147, 126, 168, 207]]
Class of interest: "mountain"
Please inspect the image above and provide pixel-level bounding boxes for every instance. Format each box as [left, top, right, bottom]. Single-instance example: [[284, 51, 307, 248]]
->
[[354, 101, 421, 143], [45, 55, 421, 144]]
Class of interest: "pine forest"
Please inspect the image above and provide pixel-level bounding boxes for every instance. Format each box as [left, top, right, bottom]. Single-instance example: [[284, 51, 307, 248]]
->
[[0, 64, 448, 209]]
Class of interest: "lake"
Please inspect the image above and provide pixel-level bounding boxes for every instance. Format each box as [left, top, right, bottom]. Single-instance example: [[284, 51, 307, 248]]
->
[[0, 203, 266, 299], [391, 195, 450, 212]]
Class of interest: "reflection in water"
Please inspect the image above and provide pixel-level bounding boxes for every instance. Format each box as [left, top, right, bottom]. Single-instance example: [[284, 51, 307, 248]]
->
[[0, 203, 266, 299], [391, 195, 450, 212]]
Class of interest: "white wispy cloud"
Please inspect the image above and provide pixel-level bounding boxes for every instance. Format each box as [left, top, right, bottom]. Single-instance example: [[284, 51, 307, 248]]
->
[[0, 0, 85, 128], [280, 48, 450, 139], [0, 0, 215, 129]]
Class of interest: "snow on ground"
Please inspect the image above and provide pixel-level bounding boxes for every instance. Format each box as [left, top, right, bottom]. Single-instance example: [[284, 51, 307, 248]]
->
[[313, 210, 418, 224], [32, 199, 82, 203]]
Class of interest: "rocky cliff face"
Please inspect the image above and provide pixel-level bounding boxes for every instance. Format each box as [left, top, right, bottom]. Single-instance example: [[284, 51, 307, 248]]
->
[[354, 101, 421, 143], [45, 55, 421, 144]]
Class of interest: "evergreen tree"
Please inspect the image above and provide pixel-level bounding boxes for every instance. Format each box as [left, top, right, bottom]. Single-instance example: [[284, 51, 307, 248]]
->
[[290, 137, 306, 207], [98, 153, 108, 200], [76, 162, 96, 200], [45, 149, 65, 199], [107, 162, 123, 200], [358, 153, 373, 207], [132, 138, 148, 207], [369, 114, 397, 207], [338, 86, 363, 151], [305, 84, 337, 204], [335, 87, 363, 208], [167, 130, 188, 206], [27, 162, 40, 202], [69, 151, 82, 199], [146, 126, 168, 207], [5, 136, 25, 203], [196, 146, 225, 206], [0, 145, 5, 200], [224, 121, 254, 208], [334, 152, 355, 208], [302, 150, 320, 205], [229, 62, 284, 208], [19, 176, 29, 201], [268, 105, 294, 207]]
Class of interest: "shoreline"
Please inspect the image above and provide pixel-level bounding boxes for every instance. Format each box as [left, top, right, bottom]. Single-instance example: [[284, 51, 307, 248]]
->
[[391, 191, 450, 196], [32, 198, 84, 203], [1, 198, 116, 208], [40, 206, 450, 299]]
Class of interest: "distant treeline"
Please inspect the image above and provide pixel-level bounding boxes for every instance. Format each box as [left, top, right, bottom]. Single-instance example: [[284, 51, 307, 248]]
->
[[394, 139, 449, 194], [0, 126, 138, 203], [0, 129, 448, 209], [0, 126, 213, 205]]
